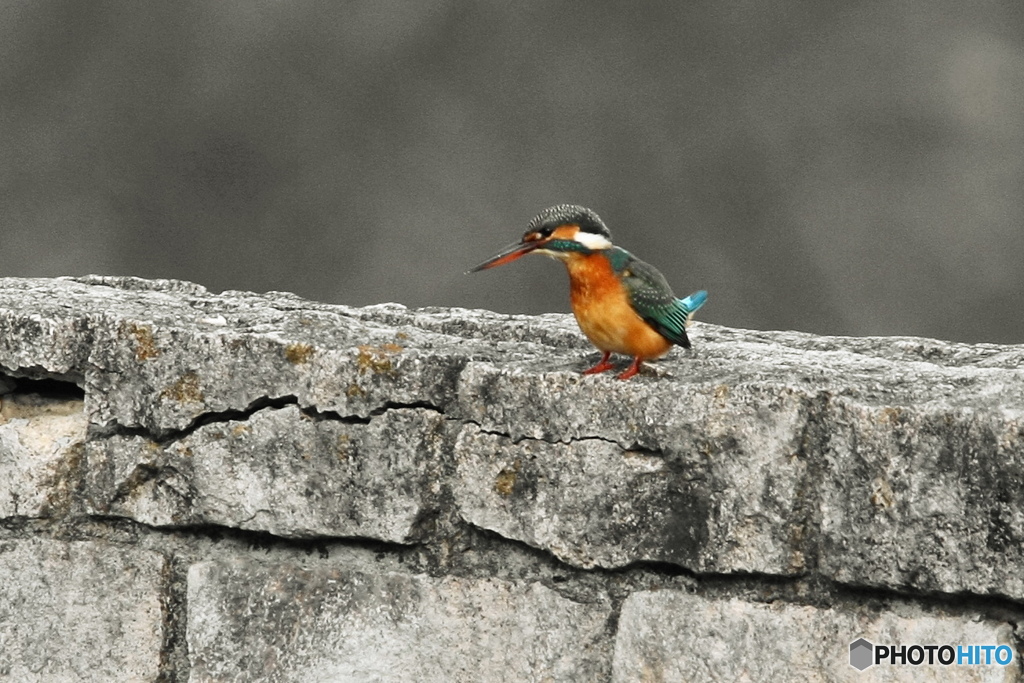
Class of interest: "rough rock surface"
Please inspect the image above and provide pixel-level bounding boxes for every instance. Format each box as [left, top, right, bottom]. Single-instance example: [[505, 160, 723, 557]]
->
[[0, 392, 87, 518], [454, 394, 809, 573], [613, 591, 1019, 682], [187, 559, 611, 682], [1, 276, 1023, 681], [84, 405, 446, 541], [0, 538, 166, 682], [820, 399, 1024, 598]]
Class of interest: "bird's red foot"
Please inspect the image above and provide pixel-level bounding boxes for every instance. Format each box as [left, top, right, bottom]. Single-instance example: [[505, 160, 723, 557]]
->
[[582, 351, 615, 375], [616, 356, 644, 380]]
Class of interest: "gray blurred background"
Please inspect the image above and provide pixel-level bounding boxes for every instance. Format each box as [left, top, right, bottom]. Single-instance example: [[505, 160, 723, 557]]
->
[[3, 1, 1022, 343]]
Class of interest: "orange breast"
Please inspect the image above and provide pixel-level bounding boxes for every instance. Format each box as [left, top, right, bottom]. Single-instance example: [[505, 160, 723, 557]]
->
[[564, 254, 672, 360]]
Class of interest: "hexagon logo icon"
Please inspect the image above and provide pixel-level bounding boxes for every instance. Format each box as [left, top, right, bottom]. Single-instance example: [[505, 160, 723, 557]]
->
[[850, 638, 874, 671]]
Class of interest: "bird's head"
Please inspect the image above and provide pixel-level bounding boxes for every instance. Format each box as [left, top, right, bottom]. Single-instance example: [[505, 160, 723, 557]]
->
[[469, 204, 613, 272]]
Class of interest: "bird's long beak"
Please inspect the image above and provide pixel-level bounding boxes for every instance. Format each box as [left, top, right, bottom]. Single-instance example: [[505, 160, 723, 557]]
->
[[467, 239, 545, 273]]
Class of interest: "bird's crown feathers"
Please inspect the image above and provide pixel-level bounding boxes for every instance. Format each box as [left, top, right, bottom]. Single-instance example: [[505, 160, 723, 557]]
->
[[526, 204, 611, 240]]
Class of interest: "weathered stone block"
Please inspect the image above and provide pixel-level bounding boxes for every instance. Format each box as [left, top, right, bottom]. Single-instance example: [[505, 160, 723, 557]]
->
[[820, 398, 1024, 599], [85, 405, 446, 541], [0, 277, 481, 439], [0, 538, 166, 682], [187, 559, 611, 682], [0, 394, 87, 518], [612, 590, 1019, 682], [453, 381, 812, 573], [85, 318, 465, 436]]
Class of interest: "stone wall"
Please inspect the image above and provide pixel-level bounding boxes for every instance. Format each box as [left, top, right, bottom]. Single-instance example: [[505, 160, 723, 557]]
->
[[1, 276, 1022, 682]]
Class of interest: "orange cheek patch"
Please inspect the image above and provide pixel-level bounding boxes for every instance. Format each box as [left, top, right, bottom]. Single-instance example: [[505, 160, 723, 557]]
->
[[550, 224, 580, 241]]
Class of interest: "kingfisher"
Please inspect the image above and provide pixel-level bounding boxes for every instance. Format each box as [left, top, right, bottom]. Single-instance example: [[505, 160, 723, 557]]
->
[[470, 204, 707, 380]]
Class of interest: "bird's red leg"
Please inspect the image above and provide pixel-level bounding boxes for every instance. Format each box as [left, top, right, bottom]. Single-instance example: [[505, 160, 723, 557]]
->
[[582, 351, 615, 375], [616, 356, 644, 380]]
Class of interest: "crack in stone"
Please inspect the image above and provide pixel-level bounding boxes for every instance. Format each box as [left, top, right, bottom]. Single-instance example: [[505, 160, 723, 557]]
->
[[462, 419, 665, 455], [829, 578, 1024, 625], [464, 519, 1024, 625], [94, 396, 448, 447], [86, 513, 421, 556], [369, 399, 447, 417], [462, 522, 592, 574]]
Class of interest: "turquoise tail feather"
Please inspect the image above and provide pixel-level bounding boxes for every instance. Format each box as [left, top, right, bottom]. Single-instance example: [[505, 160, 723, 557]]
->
[[679, 290, 708, 315]]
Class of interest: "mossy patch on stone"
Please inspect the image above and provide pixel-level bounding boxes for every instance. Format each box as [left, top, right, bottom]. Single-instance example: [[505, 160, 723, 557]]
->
[[336, 433, 353, 461], [355, 344, 402, 377], [161, 371, 204, 403], [284, 343, 315, 365], [128, 323, 160, 361], [494, 459, 521, 497]]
